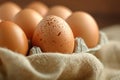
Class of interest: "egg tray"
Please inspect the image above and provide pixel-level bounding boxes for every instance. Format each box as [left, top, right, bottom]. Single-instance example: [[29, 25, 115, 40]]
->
[[30, 31, 108, 54]]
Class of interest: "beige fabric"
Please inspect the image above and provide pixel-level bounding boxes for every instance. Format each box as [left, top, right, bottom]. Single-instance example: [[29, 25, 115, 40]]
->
[[0, 48, 103, 80], [102, 25, 120, 41], [0, 25, 120, 80], [95, 41, 120, 80], [97, 25, 120, 80]]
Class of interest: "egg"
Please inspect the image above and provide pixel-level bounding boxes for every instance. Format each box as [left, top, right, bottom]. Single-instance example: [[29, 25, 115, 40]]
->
[[13, 8, 43, 40], [0, 2, 21, 21], [47, 5, 72, 19], [27, 1, 48, 17], [66, 11, 99, 48], [0, 21, 28, 55], [32, 15, 74, 53]]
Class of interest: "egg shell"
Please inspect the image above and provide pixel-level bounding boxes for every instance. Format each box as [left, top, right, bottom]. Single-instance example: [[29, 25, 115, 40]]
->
[[66, 11, 99, 48], [0, 21, 28, 55], [0, 2, 21, 21], [27, 1, 49, 17], [32, 15, 74, 53], [13, 8, 43, 40], [47, 5, 72, 19]]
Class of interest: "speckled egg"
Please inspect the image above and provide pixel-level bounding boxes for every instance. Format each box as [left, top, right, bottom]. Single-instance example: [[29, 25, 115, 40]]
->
[[32, 15, 74, 53]]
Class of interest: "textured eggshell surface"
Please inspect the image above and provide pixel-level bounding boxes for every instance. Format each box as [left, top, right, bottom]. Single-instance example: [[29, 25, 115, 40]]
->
[[32, 15, 74, 53]]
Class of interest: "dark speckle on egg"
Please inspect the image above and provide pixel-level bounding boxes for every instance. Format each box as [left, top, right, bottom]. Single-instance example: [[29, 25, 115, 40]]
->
[[57, 32, 61, 36]]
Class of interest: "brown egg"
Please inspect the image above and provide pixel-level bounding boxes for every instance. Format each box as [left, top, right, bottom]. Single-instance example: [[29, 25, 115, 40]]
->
[[0, 2, 21, 21], [13, 8, 43, 40], [0, 21, 28, 55], [32, 15, 74, 53], [47, 5, 72, 19], [27, 1, 48, 17], [66, 11, 99, 48]]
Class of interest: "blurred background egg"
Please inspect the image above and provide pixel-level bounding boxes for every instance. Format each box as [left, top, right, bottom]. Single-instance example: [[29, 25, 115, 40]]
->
[[32, 15, 74, 53], [26, 1, 49, 17], [0, 21, 28, 55], [0, 2, 21, 21], [46, 5, 72, 19], [66, 11, 99, 48], [13, 8, 43, 40]]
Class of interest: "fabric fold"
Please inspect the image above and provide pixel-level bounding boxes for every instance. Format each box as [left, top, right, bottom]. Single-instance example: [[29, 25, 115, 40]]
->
[[0, 48, 103, 80]]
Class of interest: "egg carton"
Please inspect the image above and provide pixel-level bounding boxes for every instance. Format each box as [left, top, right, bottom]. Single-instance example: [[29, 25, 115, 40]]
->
[[30, 31, 108, 54], [74, 31, 108, 54]]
